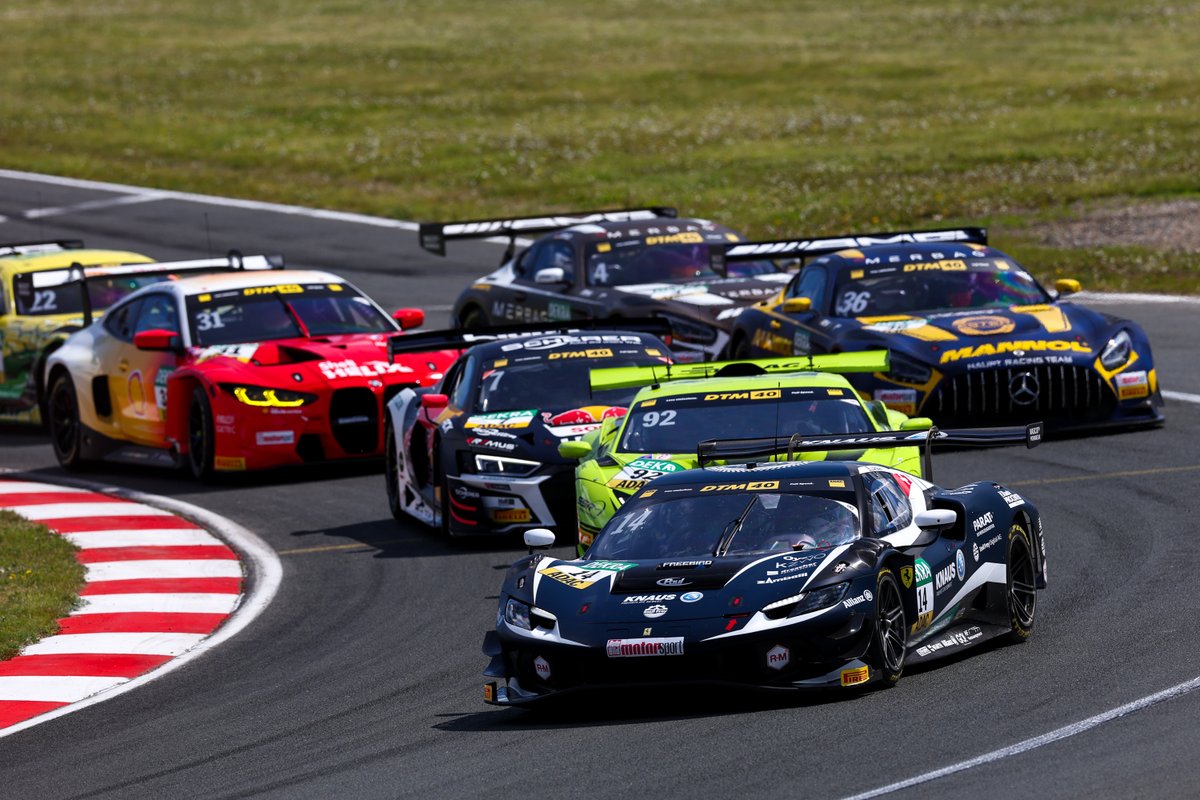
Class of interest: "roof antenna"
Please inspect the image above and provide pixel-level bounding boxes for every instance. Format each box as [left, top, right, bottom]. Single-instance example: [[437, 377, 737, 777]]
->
[[204, 212, 214, 258]]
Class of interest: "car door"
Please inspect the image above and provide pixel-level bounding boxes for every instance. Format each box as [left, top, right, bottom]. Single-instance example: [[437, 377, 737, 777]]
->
[[96, 292, 182, 447], [503, 239, 586, 323]]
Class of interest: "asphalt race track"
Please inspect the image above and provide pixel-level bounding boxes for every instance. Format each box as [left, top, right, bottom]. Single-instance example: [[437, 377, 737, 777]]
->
[[2, 173, 1200, 799]]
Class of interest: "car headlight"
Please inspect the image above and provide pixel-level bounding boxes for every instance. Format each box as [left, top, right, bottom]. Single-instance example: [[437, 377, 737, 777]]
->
[[222, 384, 316, 407], [474, 454, 541, 477], [504, 598, 532, 630], [885, 351, 932, 384], [1100, 330, 1133, 370], [761, 583, 849, 620]]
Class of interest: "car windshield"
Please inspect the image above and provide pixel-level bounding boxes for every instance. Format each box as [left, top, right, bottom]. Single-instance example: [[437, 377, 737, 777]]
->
[[831, 258, 1049, 317], [588, 491, 861, 560], [12, 274, 171, 317], [477, 358, 649, 413], [618, 390, 873, 454], [585, 242, 778, 287], [185, 282, 394, 346]]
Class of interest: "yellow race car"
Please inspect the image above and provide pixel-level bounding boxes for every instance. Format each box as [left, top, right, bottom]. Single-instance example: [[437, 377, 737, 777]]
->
[[0, 239, 279, 425]]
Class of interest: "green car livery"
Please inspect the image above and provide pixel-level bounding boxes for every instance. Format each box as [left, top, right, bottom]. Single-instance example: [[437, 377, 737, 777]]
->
[[560, 351, 928, 555]]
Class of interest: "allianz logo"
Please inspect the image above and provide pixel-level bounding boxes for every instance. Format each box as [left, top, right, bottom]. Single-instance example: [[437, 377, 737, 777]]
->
[[843, 589, 874, 609]]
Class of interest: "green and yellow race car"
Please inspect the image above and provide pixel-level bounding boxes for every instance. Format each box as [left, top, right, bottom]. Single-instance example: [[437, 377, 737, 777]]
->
[[559, 351, 930, 555]]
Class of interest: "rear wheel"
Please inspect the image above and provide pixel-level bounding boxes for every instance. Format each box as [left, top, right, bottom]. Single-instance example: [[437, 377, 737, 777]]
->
[[459, 306, 488, 329], [870, 569, 907, 687], [730, 333, 752, 360], [187, 385, 215, 481], [1006, 523, 1037, 641], [384, 420, 404, 521], [47, 371, 86, 470]]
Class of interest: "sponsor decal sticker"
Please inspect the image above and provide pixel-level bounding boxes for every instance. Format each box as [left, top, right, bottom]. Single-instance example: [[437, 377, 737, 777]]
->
[[606, 638, 685, 658], [465, 409, 537, 429], [319, 359, 412, 380], [840, 666, 870, 686], [533, 656, 551, 679], [900, 565, 914, 589], [874, 388, 917, 415], [956, 549, 966, 580], [621, 594, 676, 604], [1117, 370, 1149, 399], [214, 456, 246, 471], [656, 577, 692, 587], [681, 592, 703, 603], [492, 508, 532, 523], [255, 430, 295, 446], [951, 315, 1016, 336], [659, 560, 711, 569], [940, 340, 1092, 364], [998, 488, 1025, 508], [643, 604, 668, 619], [843, 589, 874, 609], [700, 480, 780, 492], [766, 645, 790, 670]]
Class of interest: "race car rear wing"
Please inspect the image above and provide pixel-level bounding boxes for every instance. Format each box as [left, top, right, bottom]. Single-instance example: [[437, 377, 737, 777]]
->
[[723, 226, 989, 262], [12, 251, 284, 326], [0, 239, 85, 257], [589, 349, 890, 392], [388, 318, 673, 361], [418, 206, 677, 260], [696, 422, 1043, 480]]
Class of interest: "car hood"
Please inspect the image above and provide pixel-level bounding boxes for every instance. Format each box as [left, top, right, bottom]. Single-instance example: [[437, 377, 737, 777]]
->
[[842, 302, 1114, 367], [614, 274, 790, 320], [529, 546, 856, 627], [188, 334, 450, 386], [462, 406, 629, 463]]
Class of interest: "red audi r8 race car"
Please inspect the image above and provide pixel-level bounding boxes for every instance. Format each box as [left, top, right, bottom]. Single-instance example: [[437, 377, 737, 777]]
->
[[44, 267, 456, 478]]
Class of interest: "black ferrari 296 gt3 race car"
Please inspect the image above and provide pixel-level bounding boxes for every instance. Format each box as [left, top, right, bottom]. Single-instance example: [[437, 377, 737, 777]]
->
[[419, 207, 787, 360], [483, 424, 1046, 704], [384, 321, 672, 536]]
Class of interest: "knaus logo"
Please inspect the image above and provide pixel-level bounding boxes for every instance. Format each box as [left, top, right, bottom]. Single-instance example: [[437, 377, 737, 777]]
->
[[843, 589, 874, 609], [934, 563, 958, 591]]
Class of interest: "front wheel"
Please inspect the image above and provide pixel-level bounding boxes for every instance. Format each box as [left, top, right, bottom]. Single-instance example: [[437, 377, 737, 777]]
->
[[870, 569, 907, 687], [729, 333, 752, 360], [459, 306, 488, 329], [47, 371, 86, 470], [384, 420, 405, 521], [1005, 523, 1037, 642], [187, 385, 215, 481]]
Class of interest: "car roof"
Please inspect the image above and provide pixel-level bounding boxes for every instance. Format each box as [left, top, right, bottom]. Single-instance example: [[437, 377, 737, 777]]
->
[[467, 330, 667, 360], [812, 240, 1000, 267], [0, 250, 154, 275], [631, 369, 857, 402], [650, 460, 861, 487], [551, 216, 740, 240], [170, 269, 346, 297]]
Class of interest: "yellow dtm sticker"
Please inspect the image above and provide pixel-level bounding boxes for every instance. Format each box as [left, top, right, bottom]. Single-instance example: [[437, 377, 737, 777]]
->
[[640, 489, 657, 498], [198, 293, 212, 302], [214, 456, 246, 471], [850, 270, 864, 279], [549, 348, 613, 359], [703, 390, 781, 401], [640, 399, 657, 407], [645, 231, 704, 246], [841, 666, 870, 686], [828, 479, 846, 488], [493, 508, 532, 523], [328, 283, 343, 291], [596, 242, 612, 253], [243, 284, 303, 296], [700, 481, 780, 492], [902, 259, 966, 273], [493, 358, 508, 367]]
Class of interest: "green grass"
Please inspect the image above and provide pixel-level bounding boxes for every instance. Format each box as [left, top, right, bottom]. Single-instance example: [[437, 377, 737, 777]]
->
[[0, 511, 85, 661], [1, 1, 1198, 291]]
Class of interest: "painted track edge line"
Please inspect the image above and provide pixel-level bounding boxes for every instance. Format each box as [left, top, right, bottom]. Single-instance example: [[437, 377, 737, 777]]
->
[[1163, 390, 1200, 405], [0, 470, 283, 739], [839, 674, 1200, 800]]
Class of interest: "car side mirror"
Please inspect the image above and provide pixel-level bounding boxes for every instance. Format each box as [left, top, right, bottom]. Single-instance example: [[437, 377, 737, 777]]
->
[[558, 440, 593, 460], [900, 417, 933, 431], [420, 393, 449, 411], [782, 297, 812, 314], [534, 267, 566, 285], [1054, 278, 1082, 296], [524, 528, 555, 552], [133, 329, 181, 352], [392, 308, 425, 330], [914, 509, 957, 530]]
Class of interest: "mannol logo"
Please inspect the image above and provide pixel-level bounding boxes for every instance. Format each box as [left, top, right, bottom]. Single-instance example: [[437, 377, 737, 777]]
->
[[725, 230, 976, 258], [444, 210, 663, 235]]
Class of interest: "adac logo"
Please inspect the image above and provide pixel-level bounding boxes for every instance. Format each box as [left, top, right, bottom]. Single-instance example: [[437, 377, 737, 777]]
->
[[900, 565, 914, 589], [952, 315, 1015, 336]]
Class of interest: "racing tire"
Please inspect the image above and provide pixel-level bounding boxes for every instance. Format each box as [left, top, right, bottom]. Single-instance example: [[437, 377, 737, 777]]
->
[[870, 569, 907, 687], [384, 420, 405, 521], [186, 385, 215, 481], [1005, 523, 1037, 642], [730, 333, 753, 360], [47, 371, 87, 471], [458, 306, 488, 329]]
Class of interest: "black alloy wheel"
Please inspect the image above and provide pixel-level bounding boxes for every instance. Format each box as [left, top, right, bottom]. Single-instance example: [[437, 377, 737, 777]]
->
[[384, 420, 405, 521], [1006, 524, 1038, 641], [871, 569, 907, 686], [187, 385, 215, 481], [48, 372, 85, 470]]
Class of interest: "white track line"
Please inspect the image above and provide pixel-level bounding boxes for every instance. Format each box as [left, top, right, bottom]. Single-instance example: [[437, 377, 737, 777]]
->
[[11, 502, 170, 520], [0, 676, 131, 703], [21, 632, 207, 657], [0, 482, 91, 494], [841, 675, 1200, 800], [64, 528, 223, 548], [0, 473, 283, 740], [1163, 390, 1200, 405], [23, 193, 168, 220], [85, 559, 243, 582], [76, 593, 240, 615]]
